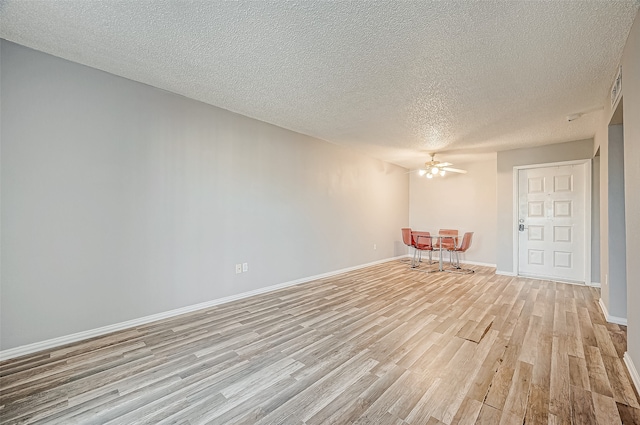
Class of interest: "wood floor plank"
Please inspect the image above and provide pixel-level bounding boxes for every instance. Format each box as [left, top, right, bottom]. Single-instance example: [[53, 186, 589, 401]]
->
[[402, 376, 442, 424], [549, 337, 572, 423], [304, 372, 378, 425], [569, 354, 591, 390], [483, 344, 518, 410], [436, 331, 500, 423], [617, 402, 640, 425], [448, 396, 482, 425], [422, 339, 479, 423], [0, 262, 633, 425], [525, 384, 549, 425], [585, 345, 614, 398], [464, 334, 508, 404], [592, 391, 622, 425], [566, 311, 586, 359], [352, 369, 422, 425], [498, 360, 533, 425], [609, 327, 628, 358], [571, 385, 598, 425], [474, 403, 502, 425], [466, 316, 494, 344], [601, 353, 640, 408], [386, 371, 433, 420], [593, 324, 620, 358], [327, 365, 407, 424]]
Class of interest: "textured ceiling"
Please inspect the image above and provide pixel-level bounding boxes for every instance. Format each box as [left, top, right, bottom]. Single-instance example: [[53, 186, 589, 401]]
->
[[1, 1, 638, 168]]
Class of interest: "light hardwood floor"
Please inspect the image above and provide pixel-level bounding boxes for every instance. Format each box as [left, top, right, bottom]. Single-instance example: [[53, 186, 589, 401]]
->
[[1, 262, 638, 424]]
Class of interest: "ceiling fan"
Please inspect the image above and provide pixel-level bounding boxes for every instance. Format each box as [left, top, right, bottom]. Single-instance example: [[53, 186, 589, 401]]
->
[[416, 153, 467, 178]]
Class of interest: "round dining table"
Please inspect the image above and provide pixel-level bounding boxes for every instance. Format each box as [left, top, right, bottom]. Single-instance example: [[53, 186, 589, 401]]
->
[[413, 233, 458, 271]]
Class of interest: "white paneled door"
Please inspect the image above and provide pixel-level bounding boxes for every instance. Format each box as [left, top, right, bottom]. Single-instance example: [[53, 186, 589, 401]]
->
[[518, 164, 587, 283]]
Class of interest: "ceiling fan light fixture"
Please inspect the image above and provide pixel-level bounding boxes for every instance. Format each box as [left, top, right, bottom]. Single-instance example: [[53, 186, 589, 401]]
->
[[419, 153, 466, 177], [418, 169, 427, 176]]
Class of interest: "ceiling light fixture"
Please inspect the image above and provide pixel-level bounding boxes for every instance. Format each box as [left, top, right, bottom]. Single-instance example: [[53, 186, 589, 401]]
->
[[412, 153, 467, 180]]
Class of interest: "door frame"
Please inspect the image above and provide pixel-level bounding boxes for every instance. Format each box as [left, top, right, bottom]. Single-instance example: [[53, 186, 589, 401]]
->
[[512, 159, 592, 284]]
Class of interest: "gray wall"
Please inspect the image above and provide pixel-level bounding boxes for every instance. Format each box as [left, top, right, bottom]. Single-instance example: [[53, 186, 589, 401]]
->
[[607, 125, 626, 319], [0, 40, 409, 350], [594, 9, 639, 372], [621, 11, 640, 372], [591, 155, 600, 283], [495, 139, 594, 274]]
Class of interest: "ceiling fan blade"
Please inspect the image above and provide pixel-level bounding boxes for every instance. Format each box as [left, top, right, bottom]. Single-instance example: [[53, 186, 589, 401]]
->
[[435, 162, 453, 167], [442, 167, 467, 174]]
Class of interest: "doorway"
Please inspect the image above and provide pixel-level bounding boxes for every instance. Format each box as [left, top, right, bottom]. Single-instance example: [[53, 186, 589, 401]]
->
[[516, 161, 591, 283]]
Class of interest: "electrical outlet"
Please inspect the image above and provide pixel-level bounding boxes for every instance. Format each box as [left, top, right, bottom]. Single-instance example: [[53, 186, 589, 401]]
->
[[242, 263, 248, 272], [235, 264, 242, 274], [373, 244, 377, 250]]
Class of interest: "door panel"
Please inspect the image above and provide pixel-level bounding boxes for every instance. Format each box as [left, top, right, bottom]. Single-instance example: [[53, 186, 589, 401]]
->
[[518, 164, 586, 282]]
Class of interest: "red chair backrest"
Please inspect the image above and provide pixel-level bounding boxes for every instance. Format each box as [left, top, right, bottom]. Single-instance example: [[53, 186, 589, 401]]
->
[[401, 228, 413, 246], [412, 231, 432, 249], [439, 229, 458, 249], [457, 232, 474, 252]]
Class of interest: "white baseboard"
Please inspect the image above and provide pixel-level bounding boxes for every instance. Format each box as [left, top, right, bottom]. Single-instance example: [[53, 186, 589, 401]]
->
[[495, 271, 596, 287], [0, 255, 405, 362], [427, 255, 496, 268], [519, 275, 588, 286], [598, 298, 628, 326], [624, 352, 640, 394]]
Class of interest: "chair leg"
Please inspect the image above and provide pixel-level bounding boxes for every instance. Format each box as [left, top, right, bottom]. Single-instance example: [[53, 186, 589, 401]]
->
[[445, 251, 475, 274], [410, 249, 437, 273], [400, 246, 414, 264]]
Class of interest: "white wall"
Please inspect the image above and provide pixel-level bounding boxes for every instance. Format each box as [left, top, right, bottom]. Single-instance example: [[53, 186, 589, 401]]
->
[[0, 41, 409, 351], [409, 157, 497, 266]]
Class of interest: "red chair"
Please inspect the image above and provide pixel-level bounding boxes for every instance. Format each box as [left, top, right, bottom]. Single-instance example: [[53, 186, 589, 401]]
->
[[434, 229, 458, 264], [411, 231, 434, 267], [447, 232, 474, 273], [401, 228, 414, 264]]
